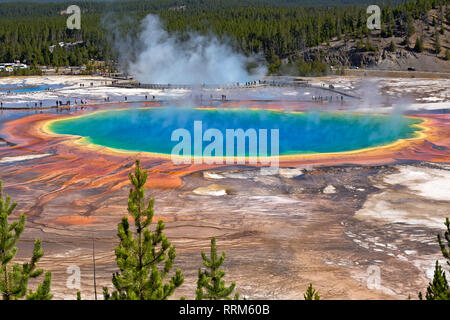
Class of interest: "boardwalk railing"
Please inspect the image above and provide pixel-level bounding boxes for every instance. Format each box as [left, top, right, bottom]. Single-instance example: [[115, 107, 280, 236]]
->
[[108, 80, 359, 99]]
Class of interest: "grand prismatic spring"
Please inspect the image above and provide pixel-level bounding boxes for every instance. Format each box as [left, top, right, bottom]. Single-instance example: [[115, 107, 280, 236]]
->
[[0, 75, 449, 300], [47, 108, 424, 157]]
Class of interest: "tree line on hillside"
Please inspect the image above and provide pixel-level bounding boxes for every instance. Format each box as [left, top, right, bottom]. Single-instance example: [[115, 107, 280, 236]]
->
[[0, 0, 406, 18], [0, 160, 449, 300], [0, 0, 448, 75]]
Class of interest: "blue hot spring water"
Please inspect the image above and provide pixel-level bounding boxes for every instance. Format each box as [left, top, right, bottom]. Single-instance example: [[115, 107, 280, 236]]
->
[[48, 108, 423, 156]]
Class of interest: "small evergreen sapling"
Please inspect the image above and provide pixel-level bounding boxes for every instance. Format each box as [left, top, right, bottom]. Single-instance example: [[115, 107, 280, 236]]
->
[[437, 217, 449, 266], [0, 181, 52, 300], [419, 217, 450, 300], [389, 40, 396, 52], [304, 284, 320, 300], [419, 261, 449, 300], [196, 237, 239, 300], [104, 160, 183, 300], [414, 38, 424, 52], [434, 31, 441, 54]]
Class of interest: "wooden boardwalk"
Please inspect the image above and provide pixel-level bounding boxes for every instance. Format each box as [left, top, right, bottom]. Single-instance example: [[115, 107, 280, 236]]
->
[[0, 80, 359, 110], [109, 80, 360, 99]]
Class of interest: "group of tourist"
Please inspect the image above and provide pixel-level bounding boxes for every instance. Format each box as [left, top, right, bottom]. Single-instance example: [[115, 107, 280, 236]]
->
[[312, 95, 344, 102]]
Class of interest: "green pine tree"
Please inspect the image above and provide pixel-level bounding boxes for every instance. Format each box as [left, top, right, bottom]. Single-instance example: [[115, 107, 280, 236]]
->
[[26, 270, 52, 300], [419, 261, 449, 300], [434, 32, 441, 54], [0, 181, 52, 300], [304, 284, 320, 300], [365, 40, 377, 52], [389, 40, 396, 52], [419, 217, 450, 300], [196, 237, 239, 300], [414, 37, 424, 52], [437, 217, 449, 267], [103, 160, 183, 300], [445, 50, 450, 61]]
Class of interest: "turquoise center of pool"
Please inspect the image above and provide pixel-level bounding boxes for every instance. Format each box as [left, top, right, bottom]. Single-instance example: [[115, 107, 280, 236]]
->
[[48, 108, 422, 156]]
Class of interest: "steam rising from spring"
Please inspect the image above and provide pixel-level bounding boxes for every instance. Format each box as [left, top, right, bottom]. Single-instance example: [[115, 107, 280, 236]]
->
[[128, 14, 267, 85]]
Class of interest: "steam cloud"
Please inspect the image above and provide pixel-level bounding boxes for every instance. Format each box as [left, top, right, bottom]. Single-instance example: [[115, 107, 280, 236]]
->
[[126, 14, 267, 85]]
